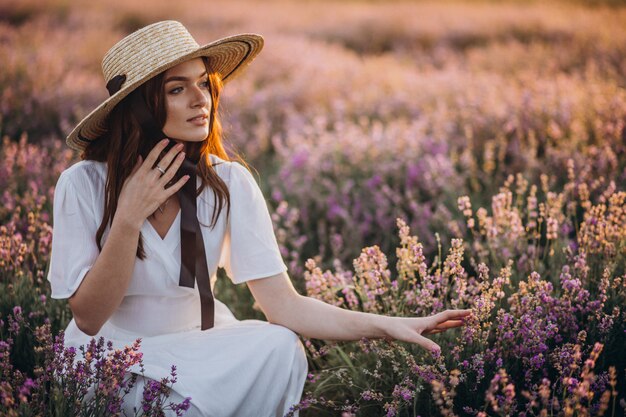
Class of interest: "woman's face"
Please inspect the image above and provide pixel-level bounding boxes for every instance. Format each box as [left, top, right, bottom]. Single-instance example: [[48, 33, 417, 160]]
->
[[162, 57, 212, 146]]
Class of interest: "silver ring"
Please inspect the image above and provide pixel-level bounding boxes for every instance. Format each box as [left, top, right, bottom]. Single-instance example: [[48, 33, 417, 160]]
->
[[155, 165, 166, 176]]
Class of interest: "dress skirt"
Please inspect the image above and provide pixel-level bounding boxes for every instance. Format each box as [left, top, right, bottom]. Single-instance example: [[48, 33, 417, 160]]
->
[[65, 300, 308, 417]]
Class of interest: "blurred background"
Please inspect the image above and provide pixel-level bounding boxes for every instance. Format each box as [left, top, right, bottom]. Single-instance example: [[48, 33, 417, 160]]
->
[[2, 0, 626, 298], [1, 0, 625, 305], [1, 1, 625, 415]]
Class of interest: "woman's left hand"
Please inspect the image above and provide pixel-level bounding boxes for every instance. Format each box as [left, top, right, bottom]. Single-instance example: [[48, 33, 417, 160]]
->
[[382, 309, 473, 354]]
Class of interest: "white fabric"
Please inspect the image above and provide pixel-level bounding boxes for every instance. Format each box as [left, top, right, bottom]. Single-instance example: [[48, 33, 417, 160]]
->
[[46, 155, 307, 417]]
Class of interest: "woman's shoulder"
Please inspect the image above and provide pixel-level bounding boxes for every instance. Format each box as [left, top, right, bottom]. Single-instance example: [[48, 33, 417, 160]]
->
[[57, 160, 107, 193], [208, 154, 248, 184]]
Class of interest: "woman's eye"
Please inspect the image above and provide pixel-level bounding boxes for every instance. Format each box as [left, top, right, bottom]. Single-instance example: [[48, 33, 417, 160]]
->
[[168, 81, 208, 94]]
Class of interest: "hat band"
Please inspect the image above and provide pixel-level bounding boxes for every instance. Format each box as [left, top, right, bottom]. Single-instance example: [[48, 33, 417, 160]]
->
[[106, 74, 127, 96]]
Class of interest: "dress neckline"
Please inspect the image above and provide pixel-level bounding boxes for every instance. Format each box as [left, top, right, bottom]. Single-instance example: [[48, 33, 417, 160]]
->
[[144, 209, 181, 247]]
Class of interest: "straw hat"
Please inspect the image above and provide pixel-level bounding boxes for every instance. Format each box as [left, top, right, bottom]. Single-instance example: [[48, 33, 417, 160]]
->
[[66, 20, 263, 151]]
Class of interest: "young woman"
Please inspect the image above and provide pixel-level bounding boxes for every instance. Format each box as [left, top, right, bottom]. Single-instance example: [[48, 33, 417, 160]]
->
[[47, 20, 472, 416]]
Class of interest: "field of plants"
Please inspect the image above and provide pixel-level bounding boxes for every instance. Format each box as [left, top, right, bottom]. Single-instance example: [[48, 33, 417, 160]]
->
[[1, 0, 625, 415]]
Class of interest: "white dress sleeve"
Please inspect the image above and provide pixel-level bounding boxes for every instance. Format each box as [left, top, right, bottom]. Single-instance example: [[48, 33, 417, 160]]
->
[[219, 162, 288, 284], [46, 168, 100, 299]]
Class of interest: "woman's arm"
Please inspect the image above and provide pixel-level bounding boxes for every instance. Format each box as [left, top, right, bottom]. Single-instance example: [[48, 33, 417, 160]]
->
[[68, 216, 142, 336], [247, 272, 471, 353]]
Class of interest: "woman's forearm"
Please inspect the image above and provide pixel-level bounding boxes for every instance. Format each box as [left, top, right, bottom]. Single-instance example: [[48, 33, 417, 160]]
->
[[68, 215, 142, 336], [249, 273, 471, 350], [272, 294, 393, 341]]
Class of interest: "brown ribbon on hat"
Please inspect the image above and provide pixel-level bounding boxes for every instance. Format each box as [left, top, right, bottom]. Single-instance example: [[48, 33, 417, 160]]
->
[[108, 77, 215, 330], [106, 74, 127, 96]]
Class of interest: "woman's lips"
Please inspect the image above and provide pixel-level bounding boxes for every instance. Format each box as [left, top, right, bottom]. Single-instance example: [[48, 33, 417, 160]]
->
[[188, 115, 208, 125]]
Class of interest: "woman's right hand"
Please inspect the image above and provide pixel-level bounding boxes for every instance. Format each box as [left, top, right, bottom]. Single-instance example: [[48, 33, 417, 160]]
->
[[116, 138, 189, 229]]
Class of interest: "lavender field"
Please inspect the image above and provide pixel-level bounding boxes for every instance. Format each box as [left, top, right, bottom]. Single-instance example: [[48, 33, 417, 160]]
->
[[1, 0, 625, 415]]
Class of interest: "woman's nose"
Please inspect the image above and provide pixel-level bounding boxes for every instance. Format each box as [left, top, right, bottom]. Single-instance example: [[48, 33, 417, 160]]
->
[[191, 85, 210, 108]]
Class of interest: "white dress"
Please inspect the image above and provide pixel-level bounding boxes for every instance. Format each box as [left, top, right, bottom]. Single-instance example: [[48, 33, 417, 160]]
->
[[46, 155, 308, 417]]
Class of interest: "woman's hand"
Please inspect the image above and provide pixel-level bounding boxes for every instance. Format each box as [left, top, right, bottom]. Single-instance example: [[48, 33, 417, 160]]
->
[[116, 138, 189, 229], [383, 309, 472, 354]]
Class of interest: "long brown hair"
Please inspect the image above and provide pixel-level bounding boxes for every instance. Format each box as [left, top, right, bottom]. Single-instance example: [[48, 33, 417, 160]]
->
[[82, 57, 244, 260]]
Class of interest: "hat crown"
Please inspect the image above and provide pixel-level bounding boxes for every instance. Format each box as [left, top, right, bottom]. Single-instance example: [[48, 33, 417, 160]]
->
[[102, 20, 200, 86]]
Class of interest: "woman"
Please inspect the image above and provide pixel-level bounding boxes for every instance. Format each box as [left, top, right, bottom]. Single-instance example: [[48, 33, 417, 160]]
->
[[47, 21, 472, 416]]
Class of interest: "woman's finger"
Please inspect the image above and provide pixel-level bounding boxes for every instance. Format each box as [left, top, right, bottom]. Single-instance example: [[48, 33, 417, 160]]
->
[[140, 139, 171, 175], [158, 150, 186, 188], [423, 329, 444, 335], [156, 143, 185, 172], [434, 319, 465, 330], [422, 320, 465, 335], [412, 333, 441, 355], [164, 173, 191, 198], [131, 155, 143, 175], [433, 309, 472, 325]]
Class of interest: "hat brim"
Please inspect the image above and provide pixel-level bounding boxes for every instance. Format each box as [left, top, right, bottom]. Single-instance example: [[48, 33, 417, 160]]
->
[[66, 33, 263, 152]]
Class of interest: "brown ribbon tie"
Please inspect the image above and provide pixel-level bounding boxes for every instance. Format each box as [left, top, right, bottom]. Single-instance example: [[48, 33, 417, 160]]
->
[[178, 157, 214, 330]]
